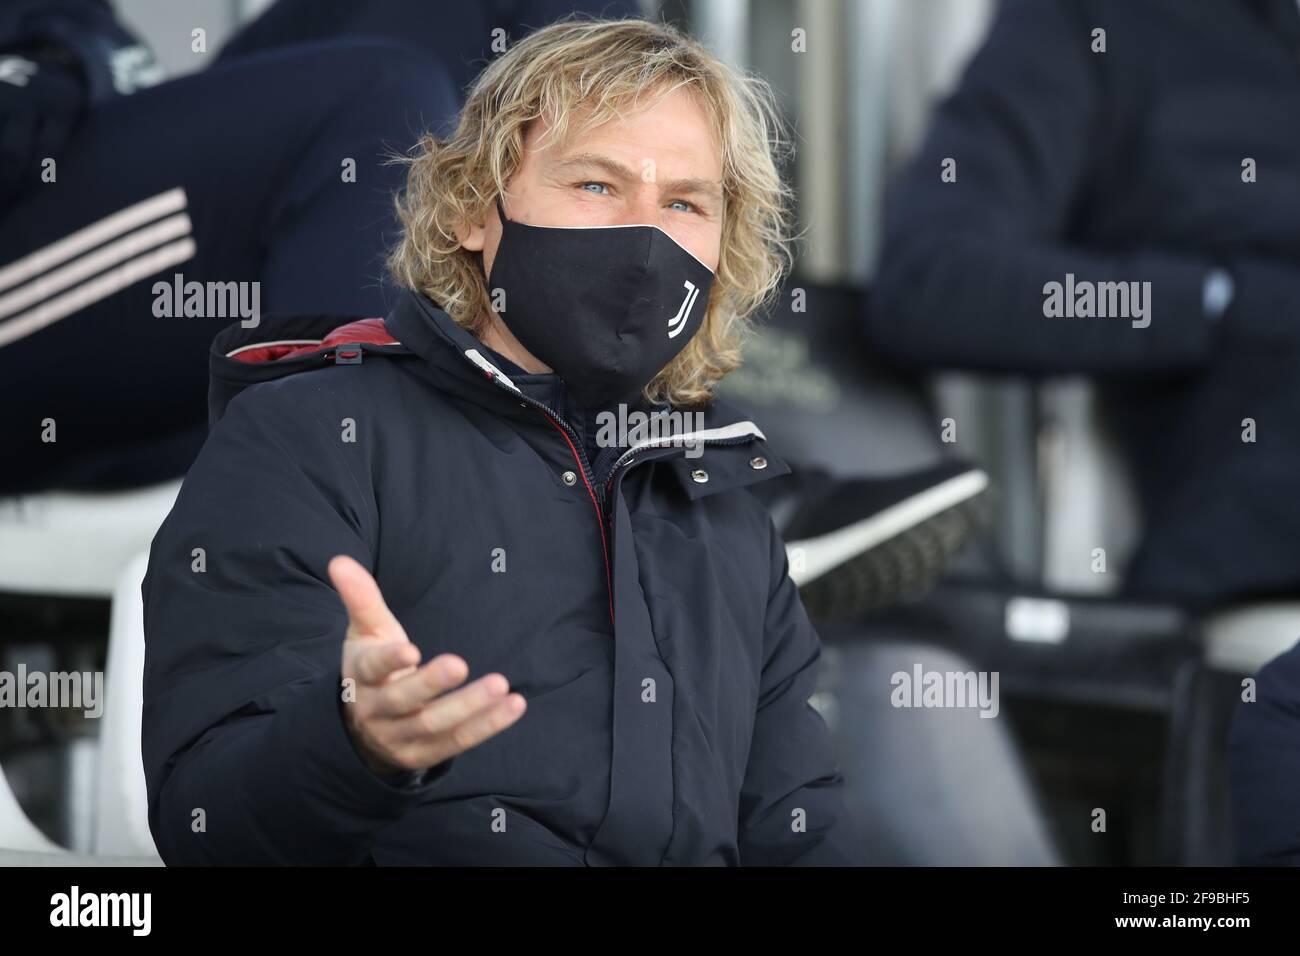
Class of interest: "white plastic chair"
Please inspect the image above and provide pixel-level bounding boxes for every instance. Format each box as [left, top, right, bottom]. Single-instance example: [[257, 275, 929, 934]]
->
[[0, 759, 162, 866], [0, 480, 181, 598], [0, 480, 180, 863], [94, 549, 161, 859], [0, 758, 64, 854]]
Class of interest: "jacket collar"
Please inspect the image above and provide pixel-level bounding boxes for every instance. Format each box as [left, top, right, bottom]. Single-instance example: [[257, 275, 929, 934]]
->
[[386, 291, 790, 495]]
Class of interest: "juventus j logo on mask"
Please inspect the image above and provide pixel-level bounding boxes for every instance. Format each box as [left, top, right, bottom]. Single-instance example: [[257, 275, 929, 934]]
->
[[486, 196, 715, 408]]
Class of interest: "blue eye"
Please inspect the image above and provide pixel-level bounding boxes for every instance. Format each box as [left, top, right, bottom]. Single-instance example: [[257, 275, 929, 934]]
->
[[579, 182, 607, 194], [668, 200, 695, 213]]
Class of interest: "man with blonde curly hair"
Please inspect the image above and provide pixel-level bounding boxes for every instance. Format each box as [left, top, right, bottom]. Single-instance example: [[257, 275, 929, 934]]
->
[[143, 15, 863, 866]]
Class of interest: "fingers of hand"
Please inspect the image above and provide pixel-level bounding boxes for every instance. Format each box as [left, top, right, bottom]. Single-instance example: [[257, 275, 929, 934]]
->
[[347, 638, 420, 686], [388, 680, 526, 767], [367, 653, 471, 719], [328, 555, 406, 642]]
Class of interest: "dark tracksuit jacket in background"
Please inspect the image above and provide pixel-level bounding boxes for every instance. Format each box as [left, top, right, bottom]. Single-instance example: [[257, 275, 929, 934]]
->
[[869, 0, 1300, 866], [141, 289, 862, 866], [872, 0, 1300, 608]]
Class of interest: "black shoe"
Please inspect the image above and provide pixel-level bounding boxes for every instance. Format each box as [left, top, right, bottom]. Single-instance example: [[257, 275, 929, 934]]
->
[[775, 461, 989, 619]]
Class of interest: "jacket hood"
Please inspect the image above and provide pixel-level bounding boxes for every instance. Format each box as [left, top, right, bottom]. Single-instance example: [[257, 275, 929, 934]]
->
[[208, 311, 412, 426]]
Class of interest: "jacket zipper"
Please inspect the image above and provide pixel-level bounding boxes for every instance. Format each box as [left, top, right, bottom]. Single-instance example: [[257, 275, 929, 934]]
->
[[465, 363, 762, 630], [602, 434, 756, 499], [538, 410, 616, 629], [467, 367, 616, 627]]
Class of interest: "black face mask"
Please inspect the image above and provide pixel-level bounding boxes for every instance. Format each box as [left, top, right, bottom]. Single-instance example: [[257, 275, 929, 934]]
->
[[485, 196, 715, 408]]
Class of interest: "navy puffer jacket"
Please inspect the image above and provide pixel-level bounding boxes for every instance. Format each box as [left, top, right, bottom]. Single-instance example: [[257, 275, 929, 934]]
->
[[141, 289, 863, 866]]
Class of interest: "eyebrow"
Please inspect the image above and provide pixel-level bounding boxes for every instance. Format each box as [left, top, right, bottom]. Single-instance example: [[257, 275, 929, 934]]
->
[[552, 152, 724, 202]]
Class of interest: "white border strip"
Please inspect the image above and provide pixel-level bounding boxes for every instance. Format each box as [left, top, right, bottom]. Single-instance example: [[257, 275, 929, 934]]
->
[[0, 213, 192, 320], [464, 348, 521, 392], [787, 470, 989, 586], [502, 212, 716, 273], [0, 187, 188, 293], [225, 339, 323, 359], [0, 238, 196, 348], [612, 419, 766, 470]]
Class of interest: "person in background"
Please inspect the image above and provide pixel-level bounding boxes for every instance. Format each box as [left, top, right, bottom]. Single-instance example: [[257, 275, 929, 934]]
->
[[868, 0, 1300, 864], [0, 0, 630, 495]]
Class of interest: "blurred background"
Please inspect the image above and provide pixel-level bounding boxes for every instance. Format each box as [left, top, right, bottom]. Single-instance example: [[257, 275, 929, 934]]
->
[[4, 0, 1294, 866]]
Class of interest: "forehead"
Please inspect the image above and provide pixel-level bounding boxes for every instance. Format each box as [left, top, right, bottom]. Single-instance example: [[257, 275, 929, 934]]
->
[[524, 86, 723, 178]]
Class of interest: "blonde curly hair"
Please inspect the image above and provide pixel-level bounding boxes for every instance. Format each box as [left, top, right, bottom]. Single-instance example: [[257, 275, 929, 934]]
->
[[389, 16, 794, 407]]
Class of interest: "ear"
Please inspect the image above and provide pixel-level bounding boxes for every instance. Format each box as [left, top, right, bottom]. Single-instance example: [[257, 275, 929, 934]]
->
[[457, 205, 489, 253]]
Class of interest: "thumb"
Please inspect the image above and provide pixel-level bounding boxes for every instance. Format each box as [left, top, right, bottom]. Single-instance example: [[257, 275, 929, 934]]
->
[[328, 554, 407, 642]]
